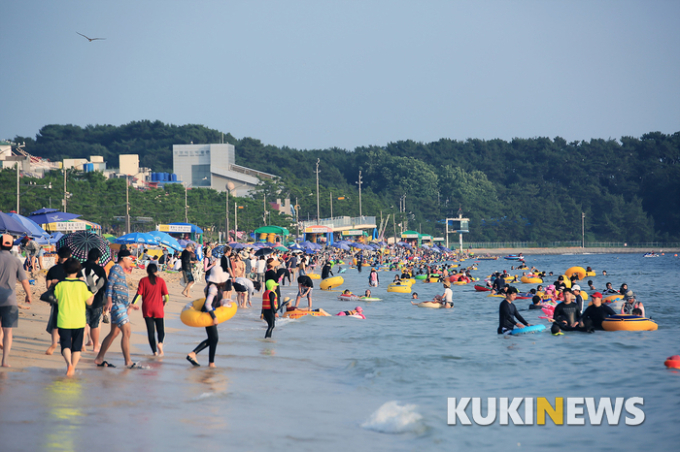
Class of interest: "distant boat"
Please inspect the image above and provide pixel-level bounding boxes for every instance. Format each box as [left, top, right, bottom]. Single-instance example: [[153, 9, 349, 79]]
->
[[643, 253, 659, 258]]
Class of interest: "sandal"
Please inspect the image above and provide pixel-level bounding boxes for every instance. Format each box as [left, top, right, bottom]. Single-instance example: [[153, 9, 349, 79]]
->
[[186, 355, 200, 367], [128, 362, 142, 369], [96, 361, 116, 368]]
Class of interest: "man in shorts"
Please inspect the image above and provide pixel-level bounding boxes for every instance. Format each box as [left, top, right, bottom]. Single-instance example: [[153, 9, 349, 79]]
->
[[0, 234, 32, 367], [94, 250, 139, 368], [294, 274, 314, 310], [233, 277, 261, 308], [82, 248, 107, 352], [180, 244, 196, 298]]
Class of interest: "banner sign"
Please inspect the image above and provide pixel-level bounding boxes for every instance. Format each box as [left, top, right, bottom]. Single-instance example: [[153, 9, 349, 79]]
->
[[157, 224, 192, 233], [53, 222, 87, 231], [342, 230, 363, 236]]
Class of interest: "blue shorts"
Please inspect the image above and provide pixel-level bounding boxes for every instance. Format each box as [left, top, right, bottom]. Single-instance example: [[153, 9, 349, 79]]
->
[[110, 304, 129, 327]]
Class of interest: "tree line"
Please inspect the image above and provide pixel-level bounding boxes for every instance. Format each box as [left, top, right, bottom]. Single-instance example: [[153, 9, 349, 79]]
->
[[6, 121, 680, 242]]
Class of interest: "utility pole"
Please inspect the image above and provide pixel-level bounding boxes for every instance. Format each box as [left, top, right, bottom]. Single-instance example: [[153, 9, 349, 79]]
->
[[295, 196, 299, 237], [234, 201, 238, 242], [263, 194, 267, 226], [226, 189, 230, 242], [357, 170, 363, 217], [16, 162, 20, 214], [63, 167, 67, 212], [126, 177, 131, 234], [184, 184, 189, 223], [581, 212, 585, 248], [315, 158, 320, 220], [330, 191, 333, 218]]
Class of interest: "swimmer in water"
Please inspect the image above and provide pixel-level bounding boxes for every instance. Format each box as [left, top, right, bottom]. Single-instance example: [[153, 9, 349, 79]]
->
[[411, 292, 419, 300]]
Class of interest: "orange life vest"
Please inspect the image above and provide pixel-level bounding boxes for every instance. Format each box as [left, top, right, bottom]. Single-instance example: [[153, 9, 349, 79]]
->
[[262, 289, 278, 310]]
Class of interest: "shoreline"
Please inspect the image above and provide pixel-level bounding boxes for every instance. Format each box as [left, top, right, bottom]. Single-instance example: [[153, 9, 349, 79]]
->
[[467, 247, 680, 256]]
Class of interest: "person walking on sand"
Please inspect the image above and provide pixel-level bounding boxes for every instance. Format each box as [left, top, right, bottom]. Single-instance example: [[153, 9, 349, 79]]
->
[[186, 258, 231, 367], [53, 258, 93, 376], [82, 248, 107, 353], [0, 234, 33, 368], [132, 263, 169, 356], [44, 247, 77, 355], [94, 250, 140, 368], [181, 244, 197, 298]]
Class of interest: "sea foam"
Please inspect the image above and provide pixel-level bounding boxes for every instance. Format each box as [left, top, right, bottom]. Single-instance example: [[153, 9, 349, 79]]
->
[[361, 401, 424, 434]]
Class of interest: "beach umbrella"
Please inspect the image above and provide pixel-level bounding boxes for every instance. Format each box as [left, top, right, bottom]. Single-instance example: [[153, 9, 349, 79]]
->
[[56, 231, 112, 265], [103, 233, 117, 243], [274, 245, 288, 252], [116, 232, 159, 246], [0, 212, 32, 236], [147, 231, 183, 251], [177, 238, 198, 248], [7, 213, 50, 238], [229, 242, 246, 250], [28, 211, 81, 226], [288, 242, 303, 250], [254, 247, 274, 257], [211, 245, 228, 259], [331, 242, 351, 251]]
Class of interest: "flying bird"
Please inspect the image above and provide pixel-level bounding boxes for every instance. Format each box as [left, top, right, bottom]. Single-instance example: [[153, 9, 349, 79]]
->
[[77, 32, 106, 42]]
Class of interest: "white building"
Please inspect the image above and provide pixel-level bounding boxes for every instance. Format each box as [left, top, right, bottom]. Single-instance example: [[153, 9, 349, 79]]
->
[[172, 143, 275, 197]]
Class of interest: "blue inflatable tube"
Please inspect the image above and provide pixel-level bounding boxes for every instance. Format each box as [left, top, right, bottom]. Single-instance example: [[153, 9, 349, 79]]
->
[[508, 324, 546, 335]]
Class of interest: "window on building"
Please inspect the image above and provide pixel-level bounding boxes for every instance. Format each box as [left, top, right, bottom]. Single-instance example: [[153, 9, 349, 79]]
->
[[192, 164, 211, 186]]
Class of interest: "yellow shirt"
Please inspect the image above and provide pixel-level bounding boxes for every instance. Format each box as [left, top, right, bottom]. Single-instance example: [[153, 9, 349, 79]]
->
[[54, 278, 92, 329]]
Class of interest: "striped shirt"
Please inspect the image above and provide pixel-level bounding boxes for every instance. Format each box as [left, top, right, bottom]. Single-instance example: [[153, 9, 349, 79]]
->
[[105, 264, 129, 307]]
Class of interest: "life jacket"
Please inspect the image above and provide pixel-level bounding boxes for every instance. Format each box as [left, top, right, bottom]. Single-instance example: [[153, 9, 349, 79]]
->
[[369, 272, 378, 282], [262, 289, 278, 310]]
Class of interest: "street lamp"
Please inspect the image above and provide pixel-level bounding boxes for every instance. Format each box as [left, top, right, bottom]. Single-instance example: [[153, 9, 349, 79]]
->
[[356, 170, 363, 217], [226, 182, 247, 242]]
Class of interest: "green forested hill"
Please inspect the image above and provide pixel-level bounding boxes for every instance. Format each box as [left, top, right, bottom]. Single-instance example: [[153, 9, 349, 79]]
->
[[6, 121, 680, 242]]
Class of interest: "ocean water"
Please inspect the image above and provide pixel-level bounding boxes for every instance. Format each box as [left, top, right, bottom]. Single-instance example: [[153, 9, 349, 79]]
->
[[1, 253, 679, 451]]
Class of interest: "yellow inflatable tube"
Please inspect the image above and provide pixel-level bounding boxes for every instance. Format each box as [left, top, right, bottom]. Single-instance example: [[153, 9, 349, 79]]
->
[[585, 271, 596, 277], [307, 273, 321, 280], [414, 301, 441, 309], [387, 284, 412, 293], [283, 308, 331, 319], [602, 314, 658, 332], [180, 298, 237, 328], [320, 276, 344, 290], [565, 267, 586, 280], [603, 294, 624, 303], [520, 276, 543, 284]]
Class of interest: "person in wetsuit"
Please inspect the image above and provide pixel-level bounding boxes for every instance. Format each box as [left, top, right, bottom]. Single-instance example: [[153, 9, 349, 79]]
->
[[497, 287, 531, 334], [321, 261, 333, 279], [579, 292, 615, 331], [550, 288, 584, 333], [262, 279, 278, 338]]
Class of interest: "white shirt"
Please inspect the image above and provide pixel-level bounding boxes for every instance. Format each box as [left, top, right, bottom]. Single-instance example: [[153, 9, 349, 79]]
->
[[257, 260, 266, 273]]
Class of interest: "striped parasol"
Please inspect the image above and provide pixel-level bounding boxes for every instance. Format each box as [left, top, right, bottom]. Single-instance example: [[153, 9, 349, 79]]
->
[[56, 231, 112, 265]]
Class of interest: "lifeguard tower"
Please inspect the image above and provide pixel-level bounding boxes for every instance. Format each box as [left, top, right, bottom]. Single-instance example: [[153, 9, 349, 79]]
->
[[446, 215, 469, 251]]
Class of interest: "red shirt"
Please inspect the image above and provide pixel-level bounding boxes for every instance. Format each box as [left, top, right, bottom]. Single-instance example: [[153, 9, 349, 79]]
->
[[136, 276, 169, 318]]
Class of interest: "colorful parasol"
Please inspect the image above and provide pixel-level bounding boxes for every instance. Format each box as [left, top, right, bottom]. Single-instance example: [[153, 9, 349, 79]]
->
[[56, 231, 112, 265]]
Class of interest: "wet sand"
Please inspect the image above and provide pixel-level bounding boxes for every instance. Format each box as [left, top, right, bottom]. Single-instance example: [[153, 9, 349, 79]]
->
[[1, 268, 191, 372]]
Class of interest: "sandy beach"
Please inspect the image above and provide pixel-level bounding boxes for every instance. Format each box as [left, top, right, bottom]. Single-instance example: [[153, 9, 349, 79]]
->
[[1, 267, 190, 372]]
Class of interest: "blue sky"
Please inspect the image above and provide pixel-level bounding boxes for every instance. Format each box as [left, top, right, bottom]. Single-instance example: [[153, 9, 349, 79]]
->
[[1, 0, 678, 150]]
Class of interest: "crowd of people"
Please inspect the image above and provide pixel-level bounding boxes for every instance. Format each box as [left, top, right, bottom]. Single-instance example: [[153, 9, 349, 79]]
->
[[0, 232, 652, 374]]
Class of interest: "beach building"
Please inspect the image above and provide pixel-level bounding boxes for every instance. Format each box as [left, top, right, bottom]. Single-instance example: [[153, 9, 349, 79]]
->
[[172, 143, 275, 197], [300, 216, 378, 243]]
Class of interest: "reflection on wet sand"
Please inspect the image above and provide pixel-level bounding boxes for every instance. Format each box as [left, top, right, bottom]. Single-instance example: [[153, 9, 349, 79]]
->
[[43, 378, 83, 451], [180, 369, 230, 430]]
